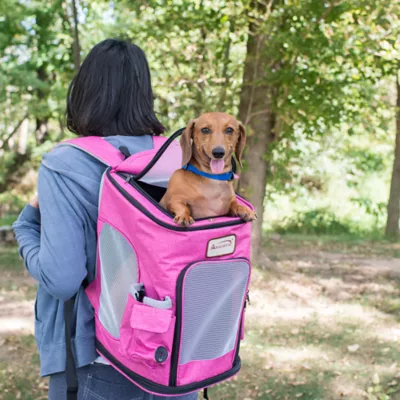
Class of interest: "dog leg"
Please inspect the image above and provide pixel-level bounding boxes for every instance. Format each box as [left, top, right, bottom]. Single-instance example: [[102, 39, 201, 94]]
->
[[167, 200, 195, 227], [229, 199, 256, 222]]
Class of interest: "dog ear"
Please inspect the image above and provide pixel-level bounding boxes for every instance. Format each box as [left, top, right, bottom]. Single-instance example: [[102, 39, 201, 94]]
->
[[180, 119, 196, 166], [235, 121, 246, 168]]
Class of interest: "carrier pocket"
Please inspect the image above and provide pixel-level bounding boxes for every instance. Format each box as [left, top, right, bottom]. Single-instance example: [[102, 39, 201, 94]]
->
[[170, 258, 250, 387], [120, 294, 176, 368]]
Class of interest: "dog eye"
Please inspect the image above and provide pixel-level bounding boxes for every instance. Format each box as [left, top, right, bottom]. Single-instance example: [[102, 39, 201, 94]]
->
[[201, 127, 211, 134], [225, 127, 234, 134]]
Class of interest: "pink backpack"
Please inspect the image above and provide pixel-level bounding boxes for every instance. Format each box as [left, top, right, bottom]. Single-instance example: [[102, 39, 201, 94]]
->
[[61, 129, 253, 399]]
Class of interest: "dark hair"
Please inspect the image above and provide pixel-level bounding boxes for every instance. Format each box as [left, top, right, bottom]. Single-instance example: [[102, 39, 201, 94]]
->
[[66, 39, 165, 137]]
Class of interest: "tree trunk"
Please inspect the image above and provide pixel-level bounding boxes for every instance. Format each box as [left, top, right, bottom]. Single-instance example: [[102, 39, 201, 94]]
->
[[35, 66, 50, 145], [385, 72, 400, 238], [0, 117, 31, 194], [35, 117, 49, 144], [218, 19, 235, 109], [71, 0, 81, 70], [238, 26, 277, 266]]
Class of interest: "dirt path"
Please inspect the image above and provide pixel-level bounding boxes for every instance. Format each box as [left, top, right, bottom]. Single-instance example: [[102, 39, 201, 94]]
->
[[1, 239, 400, 399]]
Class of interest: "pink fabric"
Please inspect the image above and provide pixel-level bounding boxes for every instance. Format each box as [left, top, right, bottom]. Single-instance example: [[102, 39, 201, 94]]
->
[[115, 136, 182, 181], [175, 259, 250, 385], [63, 137, 125, 167], [96, 311, 174, 386], [130, 303, 173, 334], [240, 311, 245, 340], [76, 134, 253, 393], [112, 173, 253, 230], [177, 351, 237, 387], [104, 175, 251, 300]]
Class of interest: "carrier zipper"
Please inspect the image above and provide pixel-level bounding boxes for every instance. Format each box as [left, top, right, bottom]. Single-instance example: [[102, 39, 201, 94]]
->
[[108, 169, 246, 232], [169, 262, 192, 386], [134, 128, 184, 181], [120, 172, 237, 223], [169, 258, 250, 386], [96, 339, 241, 395], [119, 172, 174, 219]]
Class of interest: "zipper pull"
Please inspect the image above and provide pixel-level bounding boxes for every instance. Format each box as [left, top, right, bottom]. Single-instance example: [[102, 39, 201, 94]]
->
[[124, 174, 132, 184]]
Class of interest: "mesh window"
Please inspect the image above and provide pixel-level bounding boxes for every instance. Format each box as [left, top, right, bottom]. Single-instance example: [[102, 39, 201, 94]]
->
[[98, 223, 138, 338], [180, 260, 249, 365]]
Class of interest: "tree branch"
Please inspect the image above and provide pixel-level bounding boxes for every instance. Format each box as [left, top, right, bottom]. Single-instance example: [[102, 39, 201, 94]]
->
[[0, 114, 29, 151]]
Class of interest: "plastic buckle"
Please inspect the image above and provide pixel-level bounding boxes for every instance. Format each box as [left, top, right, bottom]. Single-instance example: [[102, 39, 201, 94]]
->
[[135, 288, 146, 302]]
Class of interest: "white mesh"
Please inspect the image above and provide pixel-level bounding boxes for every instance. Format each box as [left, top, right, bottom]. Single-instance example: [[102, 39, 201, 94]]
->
[[180, 260, 249, 365], [139, 139, 182, 187], [99, 223, 138, 338]]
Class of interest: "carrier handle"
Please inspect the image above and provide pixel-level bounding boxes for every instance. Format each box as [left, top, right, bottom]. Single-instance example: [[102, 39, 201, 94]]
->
[[134, 128, 184, 181]]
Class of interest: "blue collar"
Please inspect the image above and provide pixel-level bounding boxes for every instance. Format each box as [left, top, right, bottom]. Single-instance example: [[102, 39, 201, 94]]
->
[[182, 163, 234, 181]]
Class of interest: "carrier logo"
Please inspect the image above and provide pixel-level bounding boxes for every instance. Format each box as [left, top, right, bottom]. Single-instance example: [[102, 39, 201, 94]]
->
[[207, 235, 236, 257]]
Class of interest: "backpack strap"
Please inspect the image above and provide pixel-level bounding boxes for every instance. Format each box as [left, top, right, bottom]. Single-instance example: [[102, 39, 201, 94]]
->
[[58, 137, 125, 168], [64, 297, 78, 400]]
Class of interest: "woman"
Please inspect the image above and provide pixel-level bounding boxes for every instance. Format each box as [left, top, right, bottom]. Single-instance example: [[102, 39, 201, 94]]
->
[[13, 39, 198, 400]]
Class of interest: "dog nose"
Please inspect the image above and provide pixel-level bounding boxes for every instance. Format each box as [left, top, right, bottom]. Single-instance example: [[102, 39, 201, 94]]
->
[[212, 147, 225, 159]]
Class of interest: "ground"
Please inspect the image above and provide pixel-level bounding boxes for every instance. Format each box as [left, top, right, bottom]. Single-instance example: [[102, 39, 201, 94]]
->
[[1, 236, 400, 400]]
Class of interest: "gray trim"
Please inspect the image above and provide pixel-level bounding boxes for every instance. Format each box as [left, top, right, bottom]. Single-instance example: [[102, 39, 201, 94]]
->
[[143, 296, 172, 310], [57, 142, 110, 166]]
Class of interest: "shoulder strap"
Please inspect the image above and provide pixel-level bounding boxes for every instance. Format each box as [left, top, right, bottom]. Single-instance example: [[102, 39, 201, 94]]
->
[[58, 137, 125, 168], [64, 297, 78, 400]]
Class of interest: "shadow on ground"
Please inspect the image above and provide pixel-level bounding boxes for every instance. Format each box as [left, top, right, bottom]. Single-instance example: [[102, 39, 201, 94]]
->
[[1, 238, 400, 400]]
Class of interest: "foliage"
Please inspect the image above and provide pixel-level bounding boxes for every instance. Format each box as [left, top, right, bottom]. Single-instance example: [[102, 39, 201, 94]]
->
[[275, 208, 357, 235], [0, 0, 399, 234]]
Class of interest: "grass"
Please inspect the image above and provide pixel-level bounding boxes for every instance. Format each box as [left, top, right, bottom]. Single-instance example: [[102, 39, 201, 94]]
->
[[1, 236, 400, 399], [0, 246, 22, 272]]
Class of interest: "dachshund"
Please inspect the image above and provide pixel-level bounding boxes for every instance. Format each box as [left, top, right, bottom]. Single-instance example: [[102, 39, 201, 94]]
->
[[160, 112, 256, 226]]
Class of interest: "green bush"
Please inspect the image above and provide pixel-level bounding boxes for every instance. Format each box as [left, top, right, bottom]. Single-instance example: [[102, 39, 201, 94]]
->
[[275, 208, 364, 235], [0, 193, 25, 226]]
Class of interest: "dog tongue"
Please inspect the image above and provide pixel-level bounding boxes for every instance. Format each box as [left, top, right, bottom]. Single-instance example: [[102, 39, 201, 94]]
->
[[210, 159, 225, 174]]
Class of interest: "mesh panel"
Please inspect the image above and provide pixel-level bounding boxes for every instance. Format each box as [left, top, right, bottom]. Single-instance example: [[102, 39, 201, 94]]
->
[[139, 139, 181, 188], [99, 223, 138, 338], [180, 260, 249, 365]]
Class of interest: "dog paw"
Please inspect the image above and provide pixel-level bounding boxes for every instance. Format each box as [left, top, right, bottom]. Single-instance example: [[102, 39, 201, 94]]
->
[[231, 205, 257, 222], [174, 214, 195, 227]]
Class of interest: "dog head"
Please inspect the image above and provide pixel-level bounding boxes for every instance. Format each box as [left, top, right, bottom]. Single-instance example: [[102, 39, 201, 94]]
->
[[180, 112, 246, 174]]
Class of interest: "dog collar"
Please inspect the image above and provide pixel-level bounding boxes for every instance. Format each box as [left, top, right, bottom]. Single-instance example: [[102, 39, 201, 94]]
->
[[182, 163, 235, 181]]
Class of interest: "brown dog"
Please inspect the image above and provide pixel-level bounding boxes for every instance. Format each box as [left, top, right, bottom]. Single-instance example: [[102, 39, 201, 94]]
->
[[160, 112, 256, 226]]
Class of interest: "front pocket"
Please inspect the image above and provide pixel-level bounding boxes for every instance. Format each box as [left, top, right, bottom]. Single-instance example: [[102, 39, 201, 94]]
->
[[120, 295, 176, 368], [170, 258, 250, 386]]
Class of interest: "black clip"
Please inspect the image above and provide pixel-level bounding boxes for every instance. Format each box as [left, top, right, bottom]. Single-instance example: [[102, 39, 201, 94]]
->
[[135, 287, 146, 302], [119, 146, 131, 159]]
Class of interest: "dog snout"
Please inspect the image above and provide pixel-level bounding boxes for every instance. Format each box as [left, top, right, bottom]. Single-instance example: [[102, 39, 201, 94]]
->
[[212, 147, 225, 159]]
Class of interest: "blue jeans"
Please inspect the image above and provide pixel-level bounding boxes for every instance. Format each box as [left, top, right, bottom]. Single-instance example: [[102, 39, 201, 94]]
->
[[48, 363, 199, 400]]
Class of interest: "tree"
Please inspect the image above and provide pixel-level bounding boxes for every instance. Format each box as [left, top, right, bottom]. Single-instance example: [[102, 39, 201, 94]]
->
[[238, 10, 278, 265], [0, 0, 76, 194], [71, 0, 81, 70], [386, 69, 400, 237], [237, 0, 397, 264]]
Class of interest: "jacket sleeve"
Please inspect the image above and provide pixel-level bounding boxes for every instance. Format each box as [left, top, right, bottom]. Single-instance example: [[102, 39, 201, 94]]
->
[[13, 162, 87, 301]]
